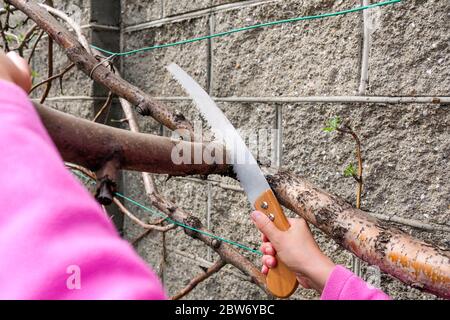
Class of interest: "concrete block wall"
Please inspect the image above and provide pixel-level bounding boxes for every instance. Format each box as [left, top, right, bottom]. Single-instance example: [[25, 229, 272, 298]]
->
[[120, 0, 449, 300], [12, 0, 448, 299]]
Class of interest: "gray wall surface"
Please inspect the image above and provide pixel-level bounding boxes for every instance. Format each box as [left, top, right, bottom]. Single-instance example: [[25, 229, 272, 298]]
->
[[14, 0, 449, 299]]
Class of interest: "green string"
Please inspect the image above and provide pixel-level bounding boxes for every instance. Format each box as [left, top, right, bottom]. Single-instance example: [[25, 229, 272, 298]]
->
[[91, 0, 401, 57], [71, 170, 262, 256], [114, 192, 262, 256]]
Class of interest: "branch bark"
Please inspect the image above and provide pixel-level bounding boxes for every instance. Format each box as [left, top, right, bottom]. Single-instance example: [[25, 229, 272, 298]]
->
[[267, 172, 450, 298], [8, 0, 193, 132], [35, 103, 231, 176]]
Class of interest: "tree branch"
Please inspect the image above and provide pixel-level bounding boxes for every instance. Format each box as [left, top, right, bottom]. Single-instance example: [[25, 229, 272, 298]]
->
[[171, 259, 227, 300], [8, 0, 193, 132], [266, 172, 450, 298], [35, 103, 231, 176], [29, 62, 75, 94], [113, 198, 176, 232]]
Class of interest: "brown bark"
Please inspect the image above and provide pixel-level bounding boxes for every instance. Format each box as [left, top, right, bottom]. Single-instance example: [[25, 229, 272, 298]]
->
[[35, 103, 450, 298], [8, 0, 193, 132], [36, 104, 231, 176], [267, 172, 450, 298]]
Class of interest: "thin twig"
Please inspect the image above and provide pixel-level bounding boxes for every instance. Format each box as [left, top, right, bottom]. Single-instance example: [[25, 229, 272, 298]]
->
[[113, 197, 176, 232], [29, 62, 75, 93], [337, 124, 364, 276], [93, 91, 114, 122], [40, 36, 53, 103], [171, 260, 226, 300], [38, 3, 90, 53], [337, 124, 363, 209], [16, 24, 38, 56], [131, 229, 152, 246], [65, 162, 96, 179], [27, 29, 44, 64]]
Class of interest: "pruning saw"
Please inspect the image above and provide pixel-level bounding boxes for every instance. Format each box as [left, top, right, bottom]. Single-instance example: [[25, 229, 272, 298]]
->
[[168, 63, 298, 298]]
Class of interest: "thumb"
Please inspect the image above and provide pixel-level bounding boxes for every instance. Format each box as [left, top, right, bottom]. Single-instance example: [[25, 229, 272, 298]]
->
[[6, 51, 32, 92], [251, 211, 280, 242]]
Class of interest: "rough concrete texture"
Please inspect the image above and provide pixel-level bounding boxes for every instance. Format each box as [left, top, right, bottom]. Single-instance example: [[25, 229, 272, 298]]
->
[[20, 0, 449, 300], [121, 0, 162, 26], [122, 17, 210, 96], [212, 0, 361, 97], [367, 0, 449, 96]]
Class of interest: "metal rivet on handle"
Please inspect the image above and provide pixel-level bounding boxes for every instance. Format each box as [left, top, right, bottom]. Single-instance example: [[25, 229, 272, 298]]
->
[[268, 213, 275, 221], [261, 201, 269, 209]]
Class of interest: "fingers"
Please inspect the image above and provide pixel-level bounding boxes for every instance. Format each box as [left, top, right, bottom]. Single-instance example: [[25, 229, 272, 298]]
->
[[260, 242, 276, 256], [262, 255, 277, 269], [5, 51, 32, 92], [251, 211, 279, 242], [261, 265, 269, 275]]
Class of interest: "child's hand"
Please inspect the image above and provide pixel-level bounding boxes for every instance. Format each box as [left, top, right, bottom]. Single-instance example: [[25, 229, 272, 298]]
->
[[0, 51, 32, 92], [251, 211, 336, 293]]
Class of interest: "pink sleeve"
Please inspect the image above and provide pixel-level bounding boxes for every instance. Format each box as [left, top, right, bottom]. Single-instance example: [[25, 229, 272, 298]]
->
[[0, 80, 166, 300], [321, 265, 390, 300]]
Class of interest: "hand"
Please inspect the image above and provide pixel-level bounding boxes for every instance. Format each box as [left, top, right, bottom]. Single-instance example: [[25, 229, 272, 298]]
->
[[251, 211, 335, 293], [0, 51, 32, 92]]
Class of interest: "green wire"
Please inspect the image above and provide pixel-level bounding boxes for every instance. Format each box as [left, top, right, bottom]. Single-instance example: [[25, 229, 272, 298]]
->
[[114, 192, 262, 256], [71, 170, 262, 256], [91, 0, 401, 57]]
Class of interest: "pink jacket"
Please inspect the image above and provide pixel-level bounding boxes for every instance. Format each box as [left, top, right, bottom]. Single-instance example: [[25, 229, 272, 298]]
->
[[0, 80, 389, 300]]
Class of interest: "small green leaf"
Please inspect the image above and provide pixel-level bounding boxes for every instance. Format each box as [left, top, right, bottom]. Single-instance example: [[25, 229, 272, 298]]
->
[[31, 69, 39, 79], [5, 34, 15, 43], [323, 116, 341, 133], [343, 163, 357, 178]]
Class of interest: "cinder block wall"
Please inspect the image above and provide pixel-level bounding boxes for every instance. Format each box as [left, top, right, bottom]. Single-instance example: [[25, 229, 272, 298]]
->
[[19, 0, 449, 300], [120, 0, 449, 300]]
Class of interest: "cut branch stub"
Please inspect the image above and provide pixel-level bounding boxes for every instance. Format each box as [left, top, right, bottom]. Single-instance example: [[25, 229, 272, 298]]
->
[[95, 177, 116, 206], [9, 0, 193, 132], [95, 158, 121, 206]]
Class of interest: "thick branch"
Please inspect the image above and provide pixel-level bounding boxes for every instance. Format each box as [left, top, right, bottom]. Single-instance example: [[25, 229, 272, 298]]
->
[[35, 103, 230, 176], [267, 172, 450, 298], [9, 0, 192, 132]]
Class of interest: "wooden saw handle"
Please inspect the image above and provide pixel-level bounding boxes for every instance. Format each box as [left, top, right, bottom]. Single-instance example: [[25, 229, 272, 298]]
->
[[255, 189, 298, 298]]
